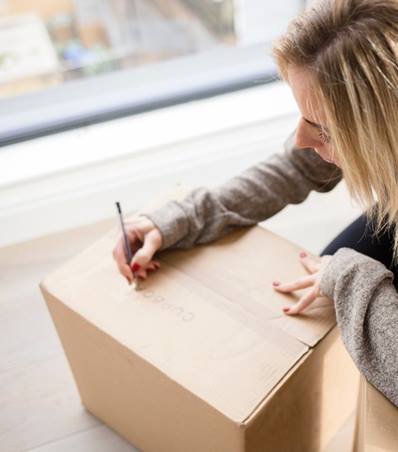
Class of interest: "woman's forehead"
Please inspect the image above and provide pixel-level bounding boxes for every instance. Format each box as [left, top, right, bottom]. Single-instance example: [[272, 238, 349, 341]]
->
[[287, 65, 328, 127]]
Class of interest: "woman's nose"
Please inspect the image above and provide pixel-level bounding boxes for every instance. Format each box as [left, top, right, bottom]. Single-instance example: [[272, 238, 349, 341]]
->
[[295, 118, 323, 149]]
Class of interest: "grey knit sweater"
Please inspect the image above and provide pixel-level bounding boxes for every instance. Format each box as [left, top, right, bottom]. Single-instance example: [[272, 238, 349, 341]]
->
[[141, 131, 398, 408]]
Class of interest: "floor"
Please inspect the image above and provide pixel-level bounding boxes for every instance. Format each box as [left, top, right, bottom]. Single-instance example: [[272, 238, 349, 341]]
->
[[1, 179, 363, 452]]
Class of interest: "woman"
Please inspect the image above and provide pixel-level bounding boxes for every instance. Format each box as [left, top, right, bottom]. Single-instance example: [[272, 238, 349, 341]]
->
[[113, 0, 398, 407]]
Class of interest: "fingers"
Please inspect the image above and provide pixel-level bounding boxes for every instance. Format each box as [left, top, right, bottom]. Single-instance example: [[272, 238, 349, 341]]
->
[[272, 270, 321, 316], [130, 229, 162, 270], [283, 288, 319, 315], [299, 252, 321, 274], [135, 261, 161, 280], [113, 220, 162, 285], [114, 255, 160, 285], [113, 237, 134, 284], [147, 261, 161, 273], [273, 274, 315, 292]]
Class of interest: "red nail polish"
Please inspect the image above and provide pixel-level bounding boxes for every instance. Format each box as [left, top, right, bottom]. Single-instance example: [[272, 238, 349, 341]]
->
[[131, 263, 141, 272], [283, 307, 290, 313], [300, 251, 307, 258], [273, 281, 280, 286]]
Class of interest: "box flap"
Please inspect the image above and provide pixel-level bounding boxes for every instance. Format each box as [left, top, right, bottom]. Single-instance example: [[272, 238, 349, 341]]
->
[[160, 226, 336, 347], [41, 225, 336, 423]]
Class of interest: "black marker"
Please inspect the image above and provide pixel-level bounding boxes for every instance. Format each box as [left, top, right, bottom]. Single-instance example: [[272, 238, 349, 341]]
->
[[115, 201, 140, 289]]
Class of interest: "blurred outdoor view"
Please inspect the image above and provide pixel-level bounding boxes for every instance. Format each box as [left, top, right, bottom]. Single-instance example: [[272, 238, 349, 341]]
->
[[0, 0, 305, 99]]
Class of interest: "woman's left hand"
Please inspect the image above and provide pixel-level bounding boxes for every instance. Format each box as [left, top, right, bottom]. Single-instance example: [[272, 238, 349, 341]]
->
[[272, 251, 333, 315]]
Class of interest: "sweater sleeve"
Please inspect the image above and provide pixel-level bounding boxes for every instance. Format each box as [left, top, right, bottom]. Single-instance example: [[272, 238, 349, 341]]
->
[[319, 247, 398, 407], [140, 130, 343, 250]]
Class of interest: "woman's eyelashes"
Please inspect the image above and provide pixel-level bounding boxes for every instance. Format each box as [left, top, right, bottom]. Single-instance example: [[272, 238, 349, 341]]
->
[[318, 128, 331, 144]]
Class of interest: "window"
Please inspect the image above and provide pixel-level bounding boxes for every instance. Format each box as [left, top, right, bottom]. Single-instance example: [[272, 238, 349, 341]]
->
[[0, 0, 305, 145]]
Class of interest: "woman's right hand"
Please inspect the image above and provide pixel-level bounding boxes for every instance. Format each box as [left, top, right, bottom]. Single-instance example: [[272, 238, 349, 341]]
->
[[112, 215, 163, 285]]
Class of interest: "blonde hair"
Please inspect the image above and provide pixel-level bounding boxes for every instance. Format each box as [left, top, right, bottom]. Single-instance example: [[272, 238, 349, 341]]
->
[[273, 0, 398, 265]]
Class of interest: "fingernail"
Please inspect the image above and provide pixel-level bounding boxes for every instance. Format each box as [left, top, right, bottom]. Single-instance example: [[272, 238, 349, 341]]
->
[[300, 251, 307, 258], [272, 281, 281, 286], [283, 307, 290, 313], [131, 263, 141, 272]]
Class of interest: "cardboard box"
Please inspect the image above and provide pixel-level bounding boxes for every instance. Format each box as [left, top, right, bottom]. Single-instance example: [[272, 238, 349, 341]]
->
[[40, 221, 360, 452], [353, 375, 398, 451]]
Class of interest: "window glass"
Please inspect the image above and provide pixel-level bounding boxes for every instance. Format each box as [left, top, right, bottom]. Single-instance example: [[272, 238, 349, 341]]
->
[[0, 1, 305, 143]]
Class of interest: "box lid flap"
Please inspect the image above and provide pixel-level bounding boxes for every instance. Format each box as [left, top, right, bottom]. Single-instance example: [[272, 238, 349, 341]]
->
[[160, 226, 336, 347]]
